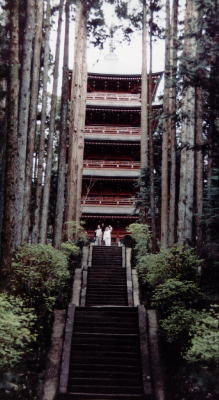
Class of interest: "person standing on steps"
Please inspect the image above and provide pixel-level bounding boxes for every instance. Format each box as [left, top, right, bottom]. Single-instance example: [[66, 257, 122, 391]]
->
[[103, 225, 113, 246], [95, 225, 102, 246]]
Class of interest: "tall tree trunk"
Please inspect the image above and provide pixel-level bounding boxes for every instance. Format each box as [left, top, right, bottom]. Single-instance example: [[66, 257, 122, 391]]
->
[[168, 0, 178, 246], [32, 0, 51, 243], [16, 0, 35, 245], [40, 0, 65, 243], [75, 43, 87, 225], [194, 6, 204, 251], [161, 0, 170, 249], [195, 87, 203, 250], [53, 0, 70, 248], [65, 0, 87, 240], [205, 54, 219, 250], [148, 4, 156, 249], [0, 78, 7, 249], [22, 0, 44, 242], [1, 0, 19, 273], [177, 0, 198, 244], [140, 0, 148, 169]]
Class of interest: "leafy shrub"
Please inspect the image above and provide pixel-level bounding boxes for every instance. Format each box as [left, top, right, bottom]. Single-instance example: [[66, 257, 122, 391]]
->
[[160, 306, 203, 345], [151, 279, 204, 313], [11, 244, 70, 313], [127, 223, 152, 257], [60, 242, 80, 258], [0, 293, 36, 369], [185, 305, 219, 367], [137, 246, 201, 287]]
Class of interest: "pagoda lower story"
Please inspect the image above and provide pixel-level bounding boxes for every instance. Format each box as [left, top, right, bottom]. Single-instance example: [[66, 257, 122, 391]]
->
[[80, 72, 162, 243]]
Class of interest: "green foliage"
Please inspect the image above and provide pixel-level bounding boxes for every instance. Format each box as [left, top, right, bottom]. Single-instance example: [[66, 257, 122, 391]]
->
[[137, 246, 201, 287], [60, 242, 80, 258], [11, 244, 70, 313], [185, 305, 219, 367], [151, 279, 204, 313], [136, 246, 205, 349], [127, 223, 152, 257], [0, 293, 36, 369], [160, 306, 203, 345]]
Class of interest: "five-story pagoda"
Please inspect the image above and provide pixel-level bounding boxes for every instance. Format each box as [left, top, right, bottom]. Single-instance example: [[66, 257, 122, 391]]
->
[[80, 70, 162, 243]]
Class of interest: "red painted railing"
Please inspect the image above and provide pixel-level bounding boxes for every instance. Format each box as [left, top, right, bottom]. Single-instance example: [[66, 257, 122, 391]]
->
[[85, 125, 140, 136], [87, 92, 140, 102], [81, 196, 134, 206], [83, 160, 140, 169]]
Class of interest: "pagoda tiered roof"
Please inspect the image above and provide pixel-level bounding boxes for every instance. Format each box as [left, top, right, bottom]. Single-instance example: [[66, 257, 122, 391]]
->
[[86, 104, 162, 128], [87, 70, 162, 88]]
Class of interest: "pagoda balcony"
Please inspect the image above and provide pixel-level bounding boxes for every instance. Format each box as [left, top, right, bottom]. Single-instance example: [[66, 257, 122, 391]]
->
[[83, 159, 140, 178], [81, 199, 136, 214], [83, 161, 140, 178], [81, 196, 134, 206], [83, 160, 140, 169], [85, 125, 140, 141], [86, 92, 141, 107]]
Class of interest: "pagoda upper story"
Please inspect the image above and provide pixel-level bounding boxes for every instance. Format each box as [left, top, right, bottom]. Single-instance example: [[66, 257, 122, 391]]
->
[[85, 72, 162, 141], [87, 72, 162, 102]]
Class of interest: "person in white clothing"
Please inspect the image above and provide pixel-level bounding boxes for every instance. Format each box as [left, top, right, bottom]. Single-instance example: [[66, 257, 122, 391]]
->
[[103, 226, 112, 246], [95, 225, 102, 245]]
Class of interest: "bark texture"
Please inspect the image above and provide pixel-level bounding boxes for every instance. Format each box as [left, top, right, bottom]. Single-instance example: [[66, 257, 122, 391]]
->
[[168, 0, 178, 246], [140, 0, 149, 169], [161, 0, 170, 249], [32, 0, 51, 243], [23, 0, 44, 242], [0, 78, 7, 248], [1, 0, 20, 272], [53, 0, 70, 248], [195, 87, 203, 249], [40, 0, 65, 243], [177, 0, 198, 244], [65, 0, 87, 240], [148, 6, 156, 248], [17, 0, 35, 244]]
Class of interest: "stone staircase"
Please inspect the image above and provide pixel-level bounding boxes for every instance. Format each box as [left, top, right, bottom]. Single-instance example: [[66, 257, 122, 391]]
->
[[55, 246, 164, 400], [64, 307, 143, 399], [86, 246, 128, 306]]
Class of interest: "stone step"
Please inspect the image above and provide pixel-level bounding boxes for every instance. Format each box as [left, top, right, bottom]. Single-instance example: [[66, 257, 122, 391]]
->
[[87, 276, 126, 281], [69, 369, 142, 379], [67, 385, 142, 395], [72, 334, 139, 344], [86, 283, 127, 288], [85, 294, 127, 301], [58, 392, 144, 400], [68, 362, 142, 372], [68, 377, 142, 386], [86, 302, 128, 306], [73, 320, 137, 328], [71, 355, 141, 365], [71, 351, 140, 360], [74, 324, 137, 332]]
